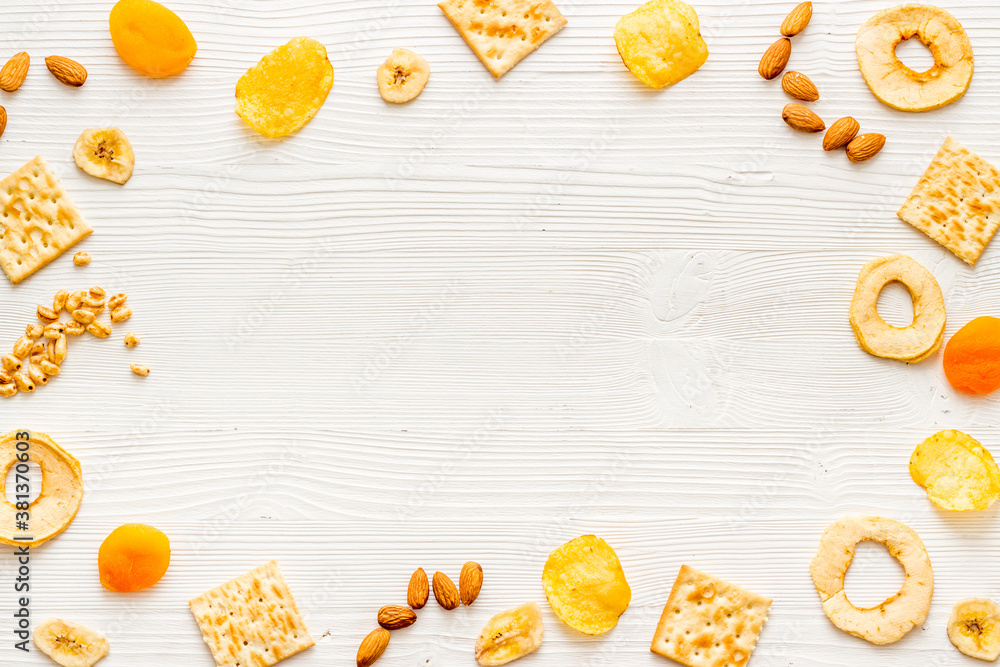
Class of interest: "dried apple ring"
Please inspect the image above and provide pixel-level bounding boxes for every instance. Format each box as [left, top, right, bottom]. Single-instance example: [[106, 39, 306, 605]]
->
[[849, 254, 946, 362], [810, 516, 933, 645], [856, 5, 973, 112], [0, 430, 83, 547]]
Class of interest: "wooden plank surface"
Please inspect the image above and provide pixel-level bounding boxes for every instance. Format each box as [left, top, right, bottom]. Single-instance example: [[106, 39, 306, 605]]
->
[[1, 0, 998, 664]]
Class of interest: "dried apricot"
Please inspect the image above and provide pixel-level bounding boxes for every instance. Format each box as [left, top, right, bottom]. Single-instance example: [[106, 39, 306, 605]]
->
[[944, 316, 1000, 394], [109, 0, 196, 78], [98, 523, 170, 592]]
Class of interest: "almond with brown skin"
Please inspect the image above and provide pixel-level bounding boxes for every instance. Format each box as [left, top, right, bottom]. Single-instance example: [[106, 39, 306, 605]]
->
[[357, 628, 390, 667], [823, 116, 860, 151], [0, 52, 29, 92], [781, 103, 825, 132], [846, 133, 886, 162], [377, 604, 417, 630], [0, 106, 6, 140], [432, 571, 460, 610], [407, 567, 428, 609], [781, 71, 818, 101], [45, 56, 86, 87], [459, 561, 483, 605], [759, 37, 791, 80], [781, 1, 813, 37]]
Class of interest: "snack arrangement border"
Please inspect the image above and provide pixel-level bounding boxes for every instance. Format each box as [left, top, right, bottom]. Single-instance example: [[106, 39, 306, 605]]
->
[[2, 0, 1000, 665]]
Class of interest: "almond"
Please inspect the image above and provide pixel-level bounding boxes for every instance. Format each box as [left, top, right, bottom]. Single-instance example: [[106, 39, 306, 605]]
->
[[432, 571, 460, 610], [45, 56, 86, 87], [781, 1, 813, 37], [759, 37, 791, 80], [846, 133, 886, 163], [0, 106, 6, 140], [459, 561, 483, 606], [781, 103, 824, 132], [356, 628, 390, 667], [407, 567, 428, 609], [823, 116, 860, 151], [0, 52, 29, 92], [781, 70, 818, 101], [377, 604, 417, 630]]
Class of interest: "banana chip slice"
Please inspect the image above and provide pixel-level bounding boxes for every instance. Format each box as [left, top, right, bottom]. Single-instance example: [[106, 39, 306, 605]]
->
[[949, 598, 1000, 661], [34, 618, 109, 667], [910, 430, 1000, 511], [377, 48, 429, 104], [475, 602, 543, 666], [0, 430, 83, 547], [542, 535, 631, 635], [810, 516, 933, 645], [849, 254, 946, 362], [73, 128, 134, 185]]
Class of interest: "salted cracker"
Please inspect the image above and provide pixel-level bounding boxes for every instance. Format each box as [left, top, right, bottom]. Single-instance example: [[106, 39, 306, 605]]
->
[[897, 137, 1000, 266], [438, 0, 567, 78], [0, 155, 92, 284], [651, 565, 771, 667], [189, 560, 314, 667]]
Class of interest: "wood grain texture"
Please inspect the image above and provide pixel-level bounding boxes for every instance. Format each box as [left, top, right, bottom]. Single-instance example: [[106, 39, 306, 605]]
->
[[0, 0, 999, 665]]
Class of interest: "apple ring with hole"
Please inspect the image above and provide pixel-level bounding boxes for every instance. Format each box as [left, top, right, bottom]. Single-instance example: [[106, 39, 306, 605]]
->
[[0, 430, 83, 547], [810, 515, 933, 645], [856, 4, 973, 112], [849, 254, 946, 362]]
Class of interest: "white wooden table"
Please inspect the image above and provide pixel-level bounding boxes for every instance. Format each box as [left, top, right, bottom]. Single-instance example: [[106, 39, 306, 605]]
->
[[1, 0, 998, 664]]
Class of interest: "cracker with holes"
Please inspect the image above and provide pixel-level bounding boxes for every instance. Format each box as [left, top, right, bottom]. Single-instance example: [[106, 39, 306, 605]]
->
[[651, 565, 771, 667], [438, 0, 567, 78], [0, 155, 92, 284], [897, 137, 1000, 266], [189, 560, 314, 667]]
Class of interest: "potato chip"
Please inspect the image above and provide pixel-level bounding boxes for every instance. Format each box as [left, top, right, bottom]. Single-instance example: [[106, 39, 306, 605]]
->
[[910, 430, 1000, 511], [235, 37, 333, 138], [542, 535, 631, 635], [614, 0, 708, 89]]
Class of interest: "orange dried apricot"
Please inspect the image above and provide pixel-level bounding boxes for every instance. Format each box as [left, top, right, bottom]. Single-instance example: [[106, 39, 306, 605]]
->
[[110, 0, 197, 78], [944, 316, 1000, 395], [98, 523, 171, 592]]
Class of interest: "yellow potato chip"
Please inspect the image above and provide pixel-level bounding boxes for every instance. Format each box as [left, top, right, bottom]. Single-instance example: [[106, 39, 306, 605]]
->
[[910, 430, 1000, 511], [614, 0, 708, 89], [236, 37, 334, 138], [542, 535, 631, 635]]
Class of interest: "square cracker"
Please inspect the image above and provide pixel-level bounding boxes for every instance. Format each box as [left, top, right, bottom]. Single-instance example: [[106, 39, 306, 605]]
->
[[189, 560, 315, 667], [897, 136, 1000, 266], [438, 0, 567, 78], [651, 565, 771, 667], [0, 155, 92, 284]]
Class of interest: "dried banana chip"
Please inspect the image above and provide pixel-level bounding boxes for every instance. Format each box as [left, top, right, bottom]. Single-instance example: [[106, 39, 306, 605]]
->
[[910, 430, 1000, 511], [542, 535, 631, 635], [614, 0, 708, 89], [33, 618, 109, 667], [475, 602, 543, 666], [235, 37, 334, 138], [949, 598, 1000, 661], [377, 48, 429, 104]]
